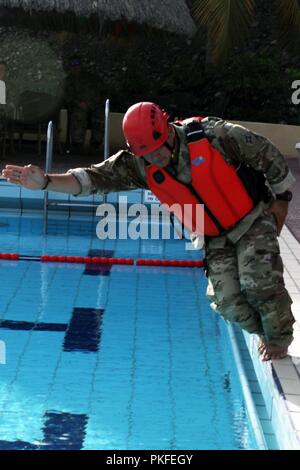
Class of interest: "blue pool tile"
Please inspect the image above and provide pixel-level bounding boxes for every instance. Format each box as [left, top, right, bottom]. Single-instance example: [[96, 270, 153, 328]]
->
[[63, 307, 104, 352], [264, 434, 279, 450], [260, 419, 276, 435], [0, 412, 88, 450], [0, 440, 37, 450], [0, 320, 67, 332], [42, 411, 88, 450], [84, 249, 115, 276], [256, 405, 270, 420], [83, 264, 112, 276], [0, 213, 277, 450], [87, 249, 114, 258]]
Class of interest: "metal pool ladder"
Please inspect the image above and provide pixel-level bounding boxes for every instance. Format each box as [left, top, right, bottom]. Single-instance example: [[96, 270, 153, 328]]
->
[[43, 99, 110, 234], [43, 120, 54, 234]]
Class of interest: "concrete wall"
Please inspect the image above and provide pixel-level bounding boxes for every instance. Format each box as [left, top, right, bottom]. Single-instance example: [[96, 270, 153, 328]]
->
[[109, 112, 127, 152], [108, 114, 300, 158], [233, 121, 300, 158], [16, 110, 300, 159]]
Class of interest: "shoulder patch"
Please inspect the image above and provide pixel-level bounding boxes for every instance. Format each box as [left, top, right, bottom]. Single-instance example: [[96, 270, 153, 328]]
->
[[243, 133, 255, 146]]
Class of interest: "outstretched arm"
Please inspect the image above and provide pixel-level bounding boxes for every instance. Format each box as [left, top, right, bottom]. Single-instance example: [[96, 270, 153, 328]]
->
[[2, 164, 81, 195], [2, 150, 148, 197]]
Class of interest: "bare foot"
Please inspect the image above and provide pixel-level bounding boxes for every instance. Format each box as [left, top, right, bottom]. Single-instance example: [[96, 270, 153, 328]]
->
[[260, 344, 288, 362], [257, 337, 267, 355]]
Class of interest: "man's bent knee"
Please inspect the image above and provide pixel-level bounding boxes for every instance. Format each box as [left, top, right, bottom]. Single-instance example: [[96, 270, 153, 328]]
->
[[210, 294, 263, 335], [245, 286, 295, 346]]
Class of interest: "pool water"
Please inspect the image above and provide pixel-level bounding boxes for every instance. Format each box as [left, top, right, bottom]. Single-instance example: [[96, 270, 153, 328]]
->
[[0, 214, 269, 449]]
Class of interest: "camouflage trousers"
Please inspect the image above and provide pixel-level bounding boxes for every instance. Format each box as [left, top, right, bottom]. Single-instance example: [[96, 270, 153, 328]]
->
[[69, 106, 103, 145], [205, 213, 295, 346]]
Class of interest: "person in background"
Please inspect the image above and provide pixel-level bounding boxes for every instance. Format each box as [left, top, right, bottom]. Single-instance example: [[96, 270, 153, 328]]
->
[[63, 55, 103, 155], [0, 61, 16, 153], [2, 102, 296, 361]]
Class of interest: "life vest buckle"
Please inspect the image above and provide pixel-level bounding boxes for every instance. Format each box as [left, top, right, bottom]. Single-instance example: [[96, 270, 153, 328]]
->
[[153, 170, 165, 184]]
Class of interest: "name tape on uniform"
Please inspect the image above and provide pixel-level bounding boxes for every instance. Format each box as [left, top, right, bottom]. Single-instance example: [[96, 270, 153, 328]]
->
[[144, 190, 160, 204]]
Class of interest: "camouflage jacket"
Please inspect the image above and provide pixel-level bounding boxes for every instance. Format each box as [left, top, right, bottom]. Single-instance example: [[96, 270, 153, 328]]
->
[[68, 117, 295, 244]]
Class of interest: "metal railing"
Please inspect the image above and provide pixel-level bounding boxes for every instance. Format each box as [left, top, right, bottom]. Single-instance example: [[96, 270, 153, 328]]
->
[[43, 99, 111, 233], [43, 121, 54, 234], [104, 98, 110, 161]]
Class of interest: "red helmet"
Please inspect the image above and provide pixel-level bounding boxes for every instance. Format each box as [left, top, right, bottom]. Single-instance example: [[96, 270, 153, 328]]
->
[[122, 102, 169, 156]]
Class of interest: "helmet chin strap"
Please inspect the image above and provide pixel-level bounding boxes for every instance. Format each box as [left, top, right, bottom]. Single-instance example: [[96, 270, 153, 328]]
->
[[142, 132, 176, 163], [163, 141, 174, 152], [164, 131, 178, 161]]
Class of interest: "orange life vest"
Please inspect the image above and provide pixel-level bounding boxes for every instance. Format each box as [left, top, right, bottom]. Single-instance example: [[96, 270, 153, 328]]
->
[[145, 118, 254, 236]]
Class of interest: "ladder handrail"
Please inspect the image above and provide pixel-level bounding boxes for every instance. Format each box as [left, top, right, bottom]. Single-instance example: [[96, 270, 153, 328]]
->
[[43, 121, 54, 234], [104, 98, 110, 161], [43, 99, 111, 233]]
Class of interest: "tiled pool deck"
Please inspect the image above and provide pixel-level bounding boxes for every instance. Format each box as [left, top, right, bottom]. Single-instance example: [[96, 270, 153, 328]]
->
[[234, 222, 300, 449], [286, 158, 300, 244], [272, 225, 300, 445]]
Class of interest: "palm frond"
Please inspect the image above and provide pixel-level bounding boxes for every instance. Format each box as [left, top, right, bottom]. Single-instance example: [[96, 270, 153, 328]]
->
[[191, 0, 256, 67], [276, 0, 300, 53]]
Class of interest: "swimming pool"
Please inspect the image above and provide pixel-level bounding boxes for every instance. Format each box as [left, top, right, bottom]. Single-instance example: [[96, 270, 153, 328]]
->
[[0, 212, 277, 450]]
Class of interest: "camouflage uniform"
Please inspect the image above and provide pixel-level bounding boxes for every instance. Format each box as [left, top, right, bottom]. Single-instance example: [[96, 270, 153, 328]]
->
[[64, 71, 103, 146], [68, 117, 296, 346], [205, 214, 294, 346]]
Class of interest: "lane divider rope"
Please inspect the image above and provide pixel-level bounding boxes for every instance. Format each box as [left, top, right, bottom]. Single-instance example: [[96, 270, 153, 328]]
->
[[0, 253, 204, 268], [136, 259, 203, 267]]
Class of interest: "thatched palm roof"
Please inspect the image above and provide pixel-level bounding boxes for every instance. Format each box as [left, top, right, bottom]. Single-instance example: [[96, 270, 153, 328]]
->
[[0, 0, 196, 36]]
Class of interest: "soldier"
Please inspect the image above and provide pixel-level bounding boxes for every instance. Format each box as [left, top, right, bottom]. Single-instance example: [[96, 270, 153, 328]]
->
[[2, 102, 295, 361], [63, 55, 103, 154]]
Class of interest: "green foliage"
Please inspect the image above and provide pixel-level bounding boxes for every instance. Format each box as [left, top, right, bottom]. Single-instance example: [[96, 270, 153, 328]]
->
[[0, 30, 65, 106], [191, 0, 300, 69], [116, 54, 151, 95], [286, 67, 300, 82], [159, 60, 204, 94], [276, 0, 300, 55], [191, 0, 256, 67], [220, 52, 293, 122]]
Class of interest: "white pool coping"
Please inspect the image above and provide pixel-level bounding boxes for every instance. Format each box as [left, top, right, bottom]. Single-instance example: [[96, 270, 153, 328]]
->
[[243, 224, 300, 449], [278, 225, 300, 443], [227, 323, 268, 449]]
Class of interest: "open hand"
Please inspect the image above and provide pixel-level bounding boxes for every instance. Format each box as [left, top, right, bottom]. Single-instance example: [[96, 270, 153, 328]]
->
[[2, 164, 46, 190]]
